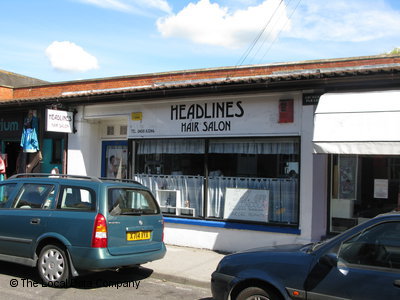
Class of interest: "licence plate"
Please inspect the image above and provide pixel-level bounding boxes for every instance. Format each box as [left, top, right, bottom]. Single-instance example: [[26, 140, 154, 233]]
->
[[126, 231, 151, 241]]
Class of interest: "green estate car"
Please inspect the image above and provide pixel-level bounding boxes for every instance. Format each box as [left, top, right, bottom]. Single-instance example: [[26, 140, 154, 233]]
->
[[0, 173, 166, 286]]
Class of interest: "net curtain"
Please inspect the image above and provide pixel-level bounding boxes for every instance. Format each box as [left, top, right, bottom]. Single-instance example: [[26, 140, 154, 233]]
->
[[135, 138, 299, 223]]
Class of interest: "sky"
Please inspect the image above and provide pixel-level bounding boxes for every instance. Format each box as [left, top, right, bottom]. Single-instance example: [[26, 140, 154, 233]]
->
[[1, 0, 400, 83]]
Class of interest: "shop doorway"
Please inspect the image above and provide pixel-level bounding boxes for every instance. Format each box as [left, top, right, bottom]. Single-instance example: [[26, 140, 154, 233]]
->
[[4, 141, 21, 177]]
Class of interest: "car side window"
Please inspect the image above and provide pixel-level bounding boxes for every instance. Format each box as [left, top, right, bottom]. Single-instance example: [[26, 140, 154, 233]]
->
[[13, 183, 56, 209], [59, 186, 95, 210], [0, 183, 17, 208], [339, 222, 400, 270]]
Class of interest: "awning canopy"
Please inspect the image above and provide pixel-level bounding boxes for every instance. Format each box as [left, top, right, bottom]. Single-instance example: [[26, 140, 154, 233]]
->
[[313, 90, 400, 154]]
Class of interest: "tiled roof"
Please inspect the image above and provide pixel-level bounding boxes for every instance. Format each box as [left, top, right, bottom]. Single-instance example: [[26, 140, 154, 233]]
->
[[2, 57, 400, 106]]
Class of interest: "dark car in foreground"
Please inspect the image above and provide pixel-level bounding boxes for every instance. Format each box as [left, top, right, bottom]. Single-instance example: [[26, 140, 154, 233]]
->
[[0, 174, 166, 286], [212, 212, 400, 300]]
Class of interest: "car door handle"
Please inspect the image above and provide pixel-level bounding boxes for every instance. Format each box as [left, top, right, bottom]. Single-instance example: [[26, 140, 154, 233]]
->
[[30, 218, 41, 225], [393, 280, 400, 287]]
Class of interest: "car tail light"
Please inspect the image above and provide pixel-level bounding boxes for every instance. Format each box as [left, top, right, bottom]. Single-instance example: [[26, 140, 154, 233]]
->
[[92, 213, 107, 248]]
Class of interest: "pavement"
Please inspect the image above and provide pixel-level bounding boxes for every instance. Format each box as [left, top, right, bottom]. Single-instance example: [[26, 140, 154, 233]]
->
[[144, 244, 227, 289]]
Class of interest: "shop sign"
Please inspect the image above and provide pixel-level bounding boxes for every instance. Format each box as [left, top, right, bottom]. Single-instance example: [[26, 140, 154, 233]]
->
[[128, 97, 299, 138], [46, 109, 73, 133], [0, 113, 22, 138], [303, 94, 321, 105]]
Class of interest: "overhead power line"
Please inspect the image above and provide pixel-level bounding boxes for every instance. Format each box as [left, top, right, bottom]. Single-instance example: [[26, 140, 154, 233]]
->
[[234, 0, 302, 67], [235, 0, 284, 67], [257, 0, 302, 64]]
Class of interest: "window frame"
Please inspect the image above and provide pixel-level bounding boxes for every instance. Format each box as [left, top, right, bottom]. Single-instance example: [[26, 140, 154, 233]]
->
[[133, 136, 301, 227]]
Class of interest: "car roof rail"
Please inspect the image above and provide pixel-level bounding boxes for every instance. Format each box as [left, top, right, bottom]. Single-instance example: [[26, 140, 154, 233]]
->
[[9, 173, 102, 182], [99, 177, 142, 185]]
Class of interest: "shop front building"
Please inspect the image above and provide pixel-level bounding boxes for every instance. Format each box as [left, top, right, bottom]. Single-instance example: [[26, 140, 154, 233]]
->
[[313, 90, 400, 234], [0, 107, 68, 178], [1, 55, 399, 252], [69, 91, 321, 252]]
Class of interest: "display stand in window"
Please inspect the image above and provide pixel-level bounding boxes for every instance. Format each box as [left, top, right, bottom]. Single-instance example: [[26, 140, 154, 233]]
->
[[156, 189, 195, 216]]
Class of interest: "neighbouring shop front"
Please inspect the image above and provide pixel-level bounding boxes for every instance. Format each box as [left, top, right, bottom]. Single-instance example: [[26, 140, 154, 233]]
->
[[313, 90, 400, 233], [0, 107, 71, 178]]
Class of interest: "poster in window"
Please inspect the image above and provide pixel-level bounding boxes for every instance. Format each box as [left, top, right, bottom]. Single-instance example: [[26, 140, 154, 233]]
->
[[224, 188, 269, 222], [105, 145, 128, 179], [374, 179, 388, 199], [339, 156, 357, 200]]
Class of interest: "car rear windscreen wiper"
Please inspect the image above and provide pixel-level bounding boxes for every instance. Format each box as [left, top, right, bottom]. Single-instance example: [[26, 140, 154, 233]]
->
[[120, 209, 144, 215]]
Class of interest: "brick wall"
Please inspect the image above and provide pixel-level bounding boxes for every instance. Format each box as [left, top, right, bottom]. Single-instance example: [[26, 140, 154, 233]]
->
[[0, 86, 13, 100], [10, 55, 400, 100]]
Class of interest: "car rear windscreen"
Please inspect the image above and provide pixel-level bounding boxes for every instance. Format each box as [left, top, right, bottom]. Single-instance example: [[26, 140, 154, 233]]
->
[[108, 188, 160, 216]]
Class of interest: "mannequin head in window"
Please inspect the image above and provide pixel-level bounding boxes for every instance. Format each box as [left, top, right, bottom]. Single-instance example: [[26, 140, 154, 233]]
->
[[24, 110, 37, 128]]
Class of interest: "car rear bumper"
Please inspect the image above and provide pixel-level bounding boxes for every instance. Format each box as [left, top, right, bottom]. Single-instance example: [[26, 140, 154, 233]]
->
[[211, 271, 236, 300], [68, 243, 166, 271]]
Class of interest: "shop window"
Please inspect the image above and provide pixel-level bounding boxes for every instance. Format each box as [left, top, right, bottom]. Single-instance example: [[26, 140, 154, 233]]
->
[[207, 138, 299, 224], [134, 139, 205, 217], [330, 155, 400, 233], [120, 125, 127, 136], [133, 137, 300, 226], [107, 126, 114, 136]]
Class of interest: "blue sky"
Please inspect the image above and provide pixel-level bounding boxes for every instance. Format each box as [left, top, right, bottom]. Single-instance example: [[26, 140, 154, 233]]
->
[[1, 0, 400, 83]]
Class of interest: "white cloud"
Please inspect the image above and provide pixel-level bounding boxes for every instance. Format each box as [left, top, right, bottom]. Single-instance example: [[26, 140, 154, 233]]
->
[[45, 41, 99, 72], [287, 0, 400, 42], [156, 0, 290, 49], [77, 0, 171, 14]]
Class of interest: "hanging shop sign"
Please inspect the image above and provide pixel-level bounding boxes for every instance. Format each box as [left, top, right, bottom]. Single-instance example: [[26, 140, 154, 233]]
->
[[128, 96, 299, 138], [46, 109, 73, 133]]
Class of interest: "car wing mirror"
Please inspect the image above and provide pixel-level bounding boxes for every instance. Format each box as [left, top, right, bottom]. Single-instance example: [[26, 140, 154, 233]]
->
[[319, 253, 338, 267], [305, 252, 338, 290]]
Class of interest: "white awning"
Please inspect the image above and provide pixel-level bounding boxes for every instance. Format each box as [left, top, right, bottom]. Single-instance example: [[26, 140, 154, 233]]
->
[[313, 90, 400, 154]]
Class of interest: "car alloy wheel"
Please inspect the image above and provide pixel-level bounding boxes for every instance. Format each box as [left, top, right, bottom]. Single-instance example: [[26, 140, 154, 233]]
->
[[236, 287, 278, 300], [38, 244, 70, 286]]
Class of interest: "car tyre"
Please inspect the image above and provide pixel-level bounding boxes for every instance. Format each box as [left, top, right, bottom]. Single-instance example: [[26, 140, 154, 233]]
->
[[38, 244, 71, 287], [236, 286, 279, 300]]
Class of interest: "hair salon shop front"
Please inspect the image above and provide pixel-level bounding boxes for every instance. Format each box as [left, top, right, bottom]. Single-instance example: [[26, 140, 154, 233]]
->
[[71, 91, 320, 252], [71, 91, 400, 252]]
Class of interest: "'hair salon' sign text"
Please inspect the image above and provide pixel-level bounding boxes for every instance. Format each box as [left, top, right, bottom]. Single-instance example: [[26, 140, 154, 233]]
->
[[171, 101, 244, 133], [128, 96, 298, 138], [46, 109, 73, 133]]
